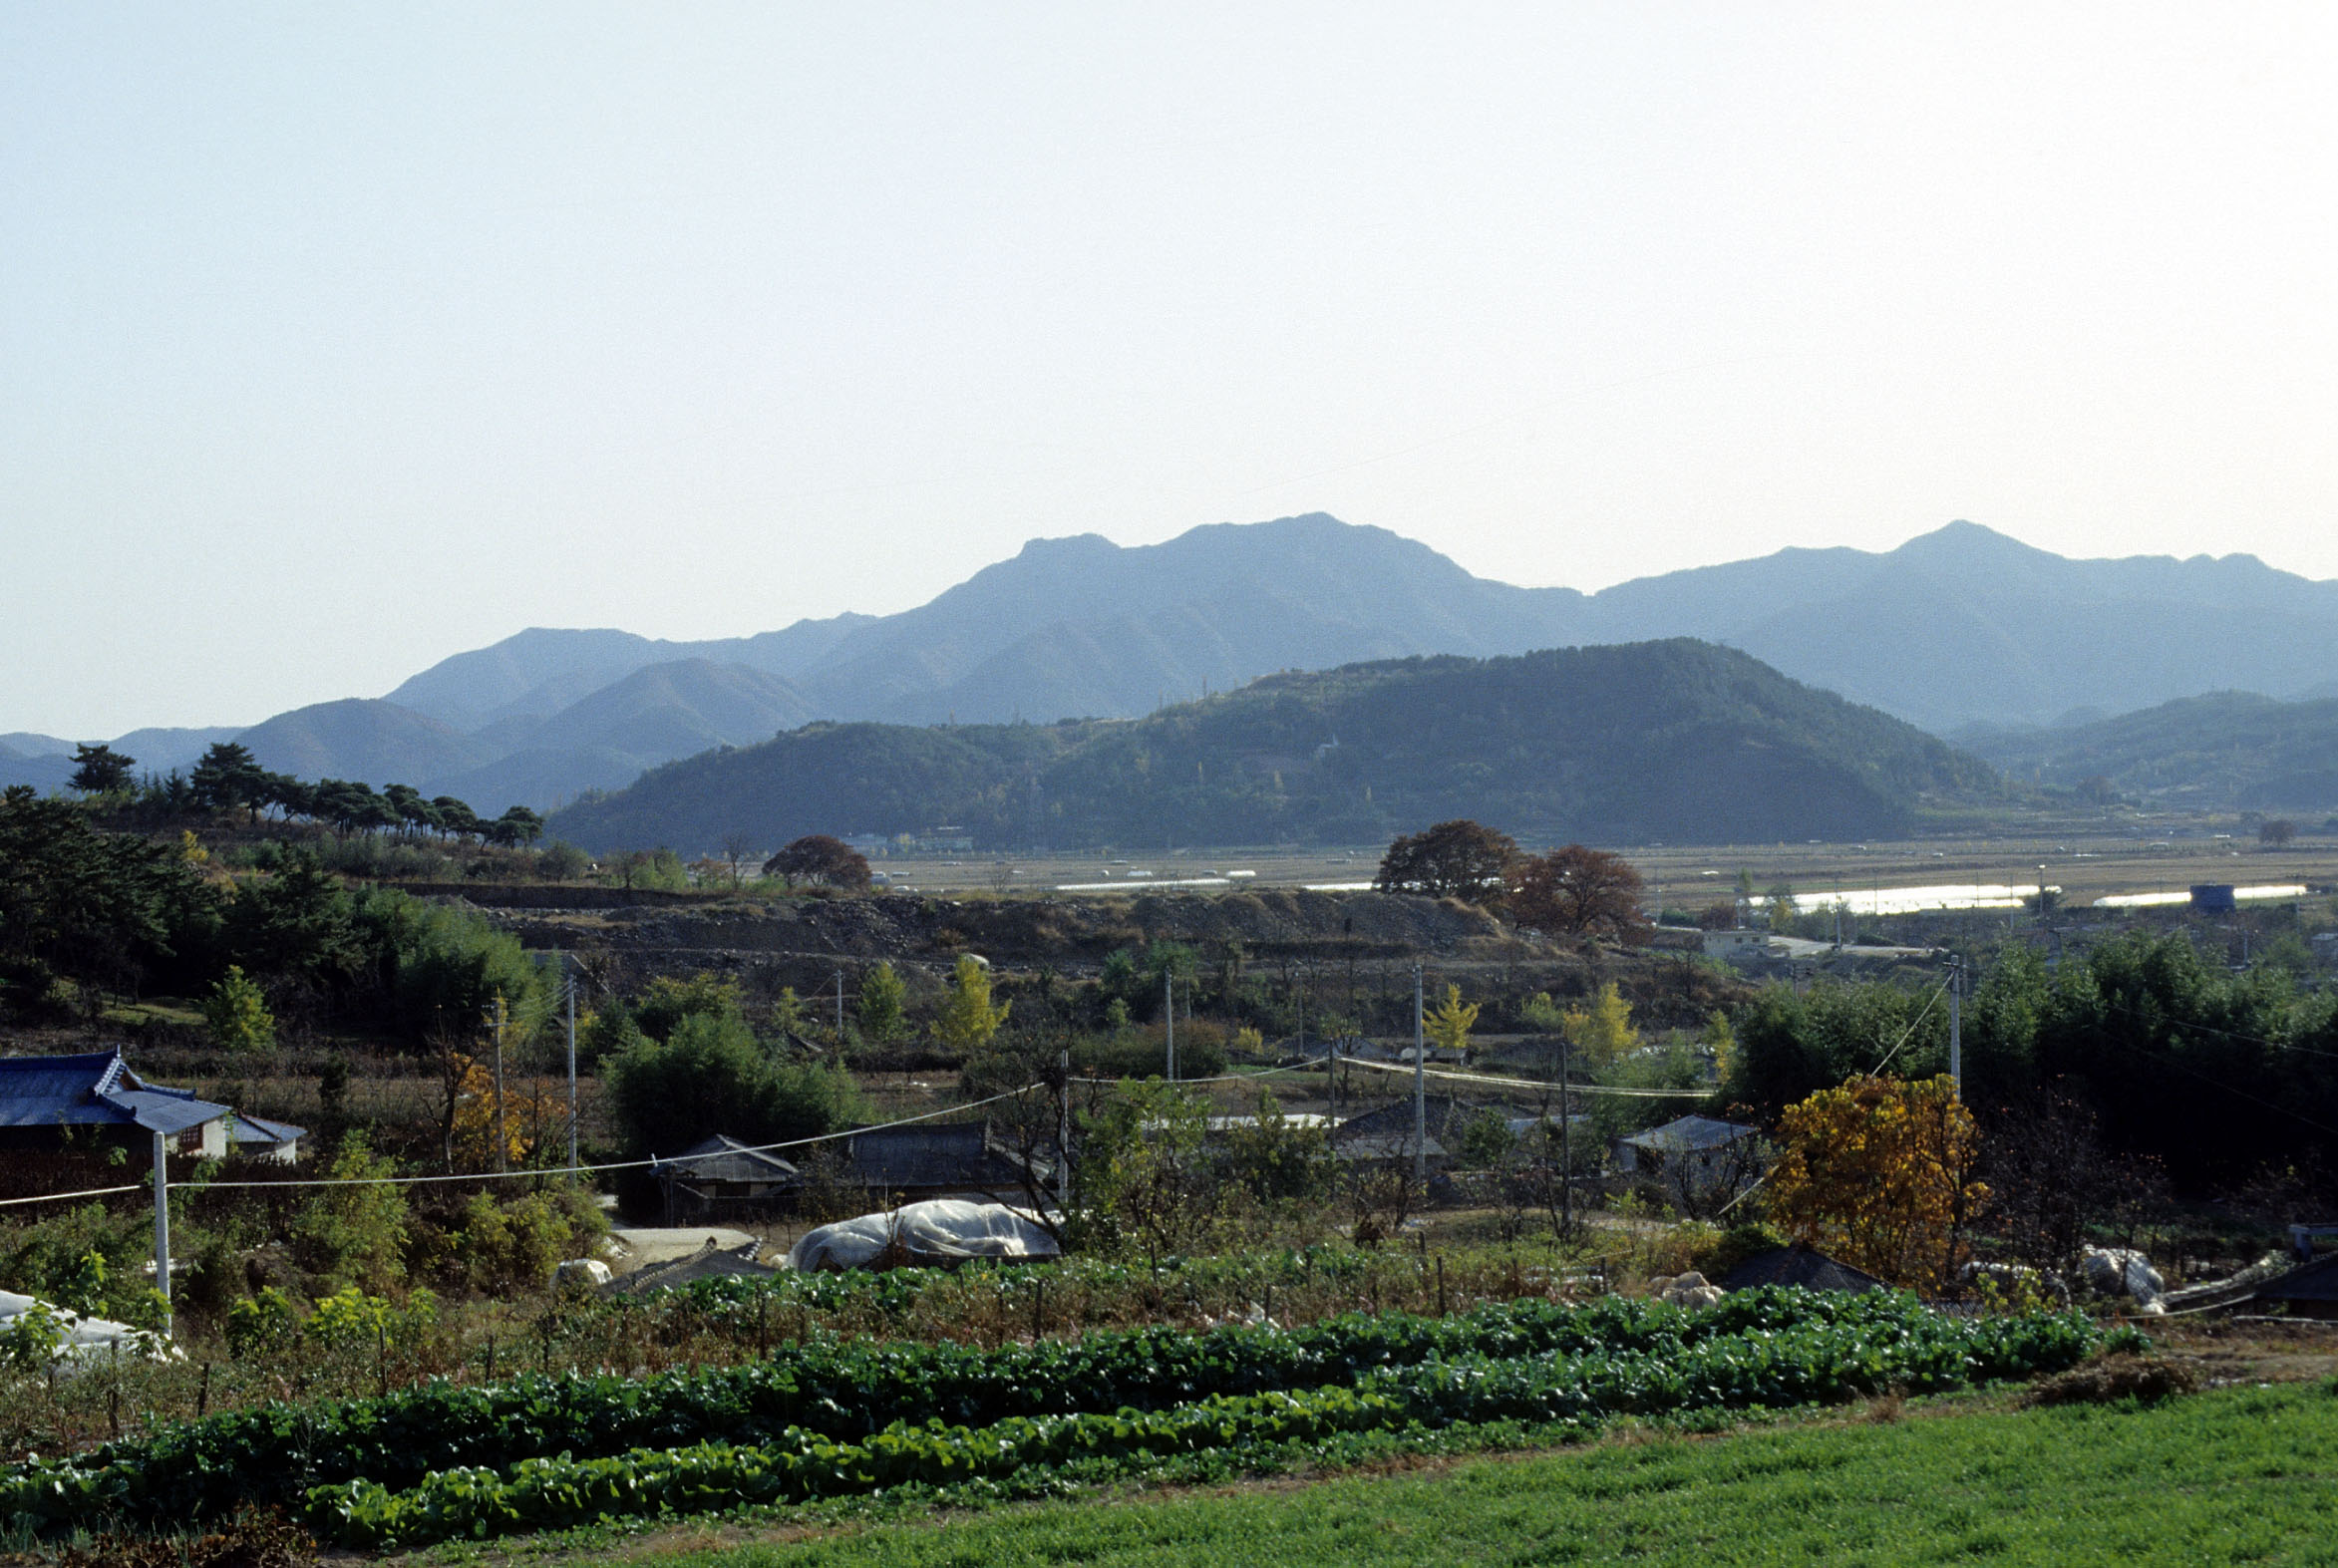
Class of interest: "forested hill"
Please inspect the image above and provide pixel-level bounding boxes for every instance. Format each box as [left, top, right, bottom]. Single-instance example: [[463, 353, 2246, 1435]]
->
[[1958, 691, 2338, 812], [547, 640, 2000, 854]]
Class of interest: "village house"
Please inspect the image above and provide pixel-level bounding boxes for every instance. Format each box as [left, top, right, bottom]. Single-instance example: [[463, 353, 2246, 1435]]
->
[[1610, 1114, 1762, 1198], [0, 1049, 305, 1164]]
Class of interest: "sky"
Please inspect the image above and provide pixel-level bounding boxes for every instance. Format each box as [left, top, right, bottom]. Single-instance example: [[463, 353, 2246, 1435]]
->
[[5, 3, 2335, 738]]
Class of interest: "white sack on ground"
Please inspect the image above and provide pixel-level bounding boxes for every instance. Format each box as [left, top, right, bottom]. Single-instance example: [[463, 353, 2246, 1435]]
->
[[0, 1290, 174, 1365], [787, 1200, 1059, 1272]]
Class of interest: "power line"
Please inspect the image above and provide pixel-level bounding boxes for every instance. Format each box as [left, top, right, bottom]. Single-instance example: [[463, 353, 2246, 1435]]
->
[[1340, 1056, 1708, 1098], [184, 1086, 1048, 1194], [0, 1182, 143, 1209], [1869, 978, 1950, 1077]]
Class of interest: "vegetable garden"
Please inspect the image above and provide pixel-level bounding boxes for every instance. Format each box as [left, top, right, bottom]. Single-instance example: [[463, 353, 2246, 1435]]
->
[[1, 1287, 2133, 1550]]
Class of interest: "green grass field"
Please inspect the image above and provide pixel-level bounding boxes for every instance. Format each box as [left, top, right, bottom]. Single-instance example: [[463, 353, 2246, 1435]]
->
[[641, 1383, 2338, 1567]]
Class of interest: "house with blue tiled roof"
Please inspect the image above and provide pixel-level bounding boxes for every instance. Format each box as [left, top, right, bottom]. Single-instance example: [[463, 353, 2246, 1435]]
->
[[0, 1050, 304, 1163]]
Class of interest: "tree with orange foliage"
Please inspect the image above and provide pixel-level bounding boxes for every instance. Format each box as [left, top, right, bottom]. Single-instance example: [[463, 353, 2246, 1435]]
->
[[1508, 843, 1650, 942], [445, 1053, 563, 1171], [1765, 1074, 1986, 1290]]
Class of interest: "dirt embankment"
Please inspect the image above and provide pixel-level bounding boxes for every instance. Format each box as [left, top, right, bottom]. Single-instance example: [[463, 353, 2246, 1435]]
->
[[485, 888, 1505, 969], [458, 888, 1746, 1029]]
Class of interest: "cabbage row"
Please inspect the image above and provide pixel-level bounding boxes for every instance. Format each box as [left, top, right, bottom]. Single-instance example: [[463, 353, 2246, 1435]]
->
[[301, 1307, 2116, 1548], [1, 1288, 1899, 1529]]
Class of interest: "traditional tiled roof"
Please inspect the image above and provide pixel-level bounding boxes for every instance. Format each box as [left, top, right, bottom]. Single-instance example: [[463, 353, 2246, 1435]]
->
[[652, 1134, 800, 1185], [0, 1050, 231, 1136], [2254, 1253, 2338, 1305], [843, 1121, 1031, 1191], [1617, 1115, 1759, 1155], [1720, 1244, 1885, 1294]]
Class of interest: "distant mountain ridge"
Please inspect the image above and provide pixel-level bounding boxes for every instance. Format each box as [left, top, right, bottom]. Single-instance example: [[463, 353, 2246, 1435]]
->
[[14, 513, 2338, 815], [547, 639, 2000, 855]]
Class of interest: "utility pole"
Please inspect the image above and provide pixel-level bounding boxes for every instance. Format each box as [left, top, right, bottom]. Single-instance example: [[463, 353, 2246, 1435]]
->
[[152, 1129, 171, 1339], [492, 992, 508, 1174], [1559, 1061, 1574, 1238], [1947, 957, 1963, 1096], [1413, 962, 1426, 1182], [1166, 972, 1176, 1083], [835, 971, 845, 1039], [564, 960, 578, 1173], [1057, 1047, 1072, 1210]]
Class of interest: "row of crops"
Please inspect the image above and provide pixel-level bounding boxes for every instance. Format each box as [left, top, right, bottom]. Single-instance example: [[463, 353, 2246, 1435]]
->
[[1, 1289, 2134, 1549]]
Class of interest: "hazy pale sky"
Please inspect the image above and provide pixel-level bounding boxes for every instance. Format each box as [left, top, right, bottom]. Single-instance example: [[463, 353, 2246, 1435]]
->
[[5, 3, 2334, 737]]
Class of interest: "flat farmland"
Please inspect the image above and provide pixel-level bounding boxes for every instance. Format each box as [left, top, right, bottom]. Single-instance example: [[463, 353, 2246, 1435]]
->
[[864, 823, 2338, 915]]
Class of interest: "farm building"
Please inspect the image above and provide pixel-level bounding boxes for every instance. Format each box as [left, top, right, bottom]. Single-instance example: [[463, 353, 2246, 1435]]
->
[[1702, 929, 1773, 961], [838, 1120, 1045, 1203], [2251, 1253, 2338, 1320], [651, 1134, 801, 1223], [1332, 1095, 1475, 1167], [1611, 1114, 1762, 1197]]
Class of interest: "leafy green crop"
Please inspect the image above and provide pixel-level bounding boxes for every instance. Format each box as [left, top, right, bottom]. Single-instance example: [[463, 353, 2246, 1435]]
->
[[0, 1290, 2131, 1545], [299, 1306, 2121, 1548]]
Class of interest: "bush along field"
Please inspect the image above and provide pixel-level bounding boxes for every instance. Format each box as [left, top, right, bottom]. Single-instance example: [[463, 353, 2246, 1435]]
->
[[0, 1288, 2132, 1550]]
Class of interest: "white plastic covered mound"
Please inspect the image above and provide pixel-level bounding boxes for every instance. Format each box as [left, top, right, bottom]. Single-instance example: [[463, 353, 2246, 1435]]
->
[[787, 1200, 1060, 1272], [0, 1290, 174, 1365]]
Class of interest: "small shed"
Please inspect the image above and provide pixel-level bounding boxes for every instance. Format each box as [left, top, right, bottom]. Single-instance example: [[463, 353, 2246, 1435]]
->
[[1719, 1244, 1885, 1294], [1612, 1115, 1760, 1174], [1702, 929, 1773, 961], [652, 1134, 801, 1223], [2251, 1253, 2338, 1320], [1612, 1115, 1763, 1201], [840, 1120, 1041, 1202], [1333, 1095, 1478, 1168], [227, 1111, 308, 1164]]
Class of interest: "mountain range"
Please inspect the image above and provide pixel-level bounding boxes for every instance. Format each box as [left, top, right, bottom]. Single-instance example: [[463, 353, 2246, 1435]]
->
[[547, 639, 1999, 854], [9, 513, 2338, 815]]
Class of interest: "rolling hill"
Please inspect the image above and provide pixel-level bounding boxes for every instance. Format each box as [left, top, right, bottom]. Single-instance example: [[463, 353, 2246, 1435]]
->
[[546, 639, 2000, 854], [235, 699, 496, 785], [1958, 692, 2338, 813]]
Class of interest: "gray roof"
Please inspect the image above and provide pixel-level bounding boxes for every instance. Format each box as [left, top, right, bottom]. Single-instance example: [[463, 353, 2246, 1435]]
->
[[1618, 1115, 1759, 1155], [2254, 1253, 2338, 1305], [1720, 1245, 1885, 1294], [1336, 1096, 1474, 1144], [653, 1134, 800, 1185], [845, 1121, 1032, 1191], [228, 1111, 308, 1146], [0, 1051, 232, 1136], [1336, 1133, 1449, 1162], [611, 1240, 780, 1296]]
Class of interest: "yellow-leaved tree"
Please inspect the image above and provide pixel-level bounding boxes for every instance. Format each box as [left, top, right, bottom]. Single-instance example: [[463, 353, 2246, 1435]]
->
[[1561, 982, 1641, 1071], [1766, 1073, 1986, 1289], [1424, 984, 1479, 1058], [932, 954, 1011, 1054]]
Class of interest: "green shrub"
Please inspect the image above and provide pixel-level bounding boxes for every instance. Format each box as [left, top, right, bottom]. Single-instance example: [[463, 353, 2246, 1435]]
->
[[223, 1286, 296, 1360], [290, 1134, 409, 1294], [304, 1286, 436, 1354], [606, 1012, 864, 1159], [199, 965, 275, 1055]]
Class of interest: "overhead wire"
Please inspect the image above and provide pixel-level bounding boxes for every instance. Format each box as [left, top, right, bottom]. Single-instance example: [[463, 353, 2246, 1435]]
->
[[1337, 1056, 1709, 1098]]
